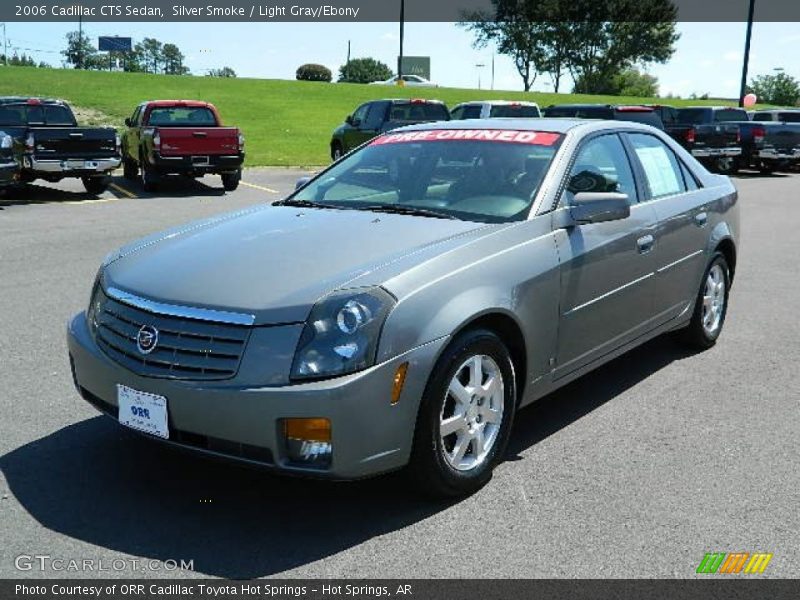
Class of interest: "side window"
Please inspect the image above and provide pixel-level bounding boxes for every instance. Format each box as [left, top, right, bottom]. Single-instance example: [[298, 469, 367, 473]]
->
[[752, 113, 770, 122], [130, 107, 141, 125], [679, 161, 700, 191], [351, 103, 370, 127], [628, 133, 686, 199], [565, 134, 637, 204], [461, 105, 483, 119], [450, 106, 464, 120], [363, 102, 386, 129]]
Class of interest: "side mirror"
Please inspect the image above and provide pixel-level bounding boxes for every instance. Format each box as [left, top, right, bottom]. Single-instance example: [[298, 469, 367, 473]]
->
[[570, 192, 630, 224], [124, 118, 132, 127], [345, 115, 354, 125], [295, 176, 311, 190]]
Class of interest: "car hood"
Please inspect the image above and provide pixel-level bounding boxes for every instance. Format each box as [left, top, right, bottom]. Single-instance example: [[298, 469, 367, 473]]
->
[[103, 205, 501, 325]]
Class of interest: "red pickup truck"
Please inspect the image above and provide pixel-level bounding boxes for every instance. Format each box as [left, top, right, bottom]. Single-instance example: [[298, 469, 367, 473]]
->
[[121, 100, 244, 192]]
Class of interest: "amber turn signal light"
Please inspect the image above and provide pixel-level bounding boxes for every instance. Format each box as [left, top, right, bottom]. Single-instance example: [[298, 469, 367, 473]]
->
[[391, 362, 409, 405], [284, 417, 331, 443]]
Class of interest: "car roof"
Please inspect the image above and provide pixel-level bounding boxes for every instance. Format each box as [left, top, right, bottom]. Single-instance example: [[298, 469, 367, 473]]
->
[[0, 96, 66, 105], [456, 100, 539, 106], [373, 98, 446, 105], [547, 103, 652, 110]]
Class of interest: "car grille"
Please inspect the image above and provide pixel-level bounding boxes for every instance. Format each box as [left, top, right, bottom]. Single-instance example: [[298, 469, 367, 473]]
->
[[94, 290, 250, 380]]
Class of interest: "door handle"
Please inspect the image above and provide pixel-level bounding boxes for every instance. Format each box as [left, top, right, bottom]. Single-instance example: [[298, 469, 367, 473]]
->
[[694, 211, 708, 227], [637, 234, 655, 254]]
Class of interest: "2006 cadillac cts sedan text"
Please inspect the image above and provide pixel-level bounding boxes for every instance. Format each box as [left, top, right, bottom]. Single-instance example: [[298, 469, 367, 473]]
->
[[67, 119, 738, 496]]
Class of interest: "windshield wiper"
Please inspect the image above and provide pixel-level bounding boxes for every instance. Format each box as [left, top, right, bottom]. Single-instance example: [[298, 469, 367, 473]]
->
[[273, 198, 344, 209], [356, 204, 457, 220]]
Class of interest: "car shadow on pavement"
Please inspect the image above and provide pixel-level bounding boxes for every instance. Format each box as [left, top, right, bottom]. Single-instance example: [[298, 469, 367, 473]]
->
[[0, 337, 694, 579], [0, 183, 103, 207], [111, 175, 227, 199]]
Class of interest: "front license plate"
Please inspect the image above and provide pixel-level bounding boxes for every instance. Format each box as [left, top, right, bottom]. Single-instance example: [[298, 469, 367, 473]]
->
[[117, 384, 169, 439]]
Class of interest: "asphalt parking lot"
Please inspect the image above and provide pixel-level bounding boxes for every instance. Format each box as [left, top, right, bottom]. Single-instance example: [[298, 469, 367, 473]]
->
[[0, 168, 798, 579]]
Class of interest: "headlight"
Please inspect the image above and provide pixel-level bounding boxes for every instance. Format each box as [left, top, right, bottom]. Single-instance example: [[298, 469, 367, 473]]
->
[[0, 135, 12, 149], [291, 287, 395, 380], [86, 272, 104, 338]]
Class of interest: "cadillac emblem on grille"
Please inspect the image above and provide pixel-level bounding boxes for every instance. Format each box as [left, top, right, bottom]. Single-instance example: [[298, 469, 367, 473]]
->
[[136, 325, 159, 355]]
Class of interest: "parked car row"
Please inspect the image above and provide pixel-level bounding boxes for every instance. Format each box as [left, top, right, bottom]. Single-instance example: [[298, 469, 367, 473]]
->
[[0, 96, 245, 195], [329, 98, 800, 175]]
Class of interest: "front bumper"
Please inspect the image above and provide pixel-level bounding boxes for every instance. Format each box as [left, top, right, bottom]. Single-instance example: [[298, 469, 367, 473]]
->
[[759, 147, 800, 161], [67, 312, 446, 480], [150, 152, 244, 175], [691, 147, 742, 158], [0, 160, 18, 186], [26, 156, 121, 176]]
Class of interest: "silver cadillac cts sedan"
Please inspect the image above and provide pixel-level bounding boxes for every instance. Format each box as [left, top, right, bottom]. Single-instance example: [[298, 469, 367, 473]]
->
[[67, 119, 738, 496]]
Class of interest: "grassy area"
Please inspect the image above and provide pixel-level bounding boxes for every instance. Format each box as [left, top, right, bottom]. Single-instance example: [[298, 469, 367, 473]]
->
[[0, 66, 746, 166]]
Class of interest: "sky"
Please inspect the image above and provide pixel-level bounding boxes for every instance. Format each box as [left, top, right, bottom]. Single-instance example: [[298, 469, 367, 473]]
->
[[2, 20, 799, 98]]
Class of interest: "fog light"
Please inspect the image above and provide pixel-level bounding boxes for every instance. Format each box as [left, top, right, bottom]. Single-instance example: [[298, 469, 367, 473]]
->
[[283, 418, 332, 467], [391, 362, 409, 405]]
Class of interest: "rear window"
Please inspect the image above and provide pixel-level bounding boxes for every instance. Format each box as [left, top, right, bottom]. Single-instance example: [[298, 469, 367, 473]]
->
[[452, 105, 483, 120], [0, 103, 75, 126], [489, 104, 541, 118], [676, 109, 709, 125], [147, 107, 217, 127], [614, 109, 663, 129], [545, 106, 614, 119], [752, 113, 772, 122], [387, 102, 449, 123], [778, 112, 800, 123], [715, 109, 748, 122]]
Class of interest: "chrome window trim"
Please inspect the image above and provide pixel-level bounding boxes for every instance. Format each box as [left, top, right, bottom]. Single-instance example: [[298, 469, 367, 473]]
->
[[105, 286, 255, 326]]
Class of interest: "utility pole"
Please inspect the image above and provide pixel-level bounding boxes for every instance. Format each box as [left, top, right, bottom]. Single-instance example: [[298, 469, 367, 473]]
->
[[1, 23, 8, 66], [397, 0, 404, 81], [738, 0, 756, 107], [476, 63, 485, 90], [491, 54, 495, 90], [78, 15, 83, 69], [345, 39, 350, 80]]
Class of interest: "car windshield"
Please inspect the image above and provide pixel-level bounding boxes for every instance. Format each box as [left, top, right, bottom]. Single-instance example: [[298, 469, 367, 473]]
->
[[291, 129, 563, 223], [148, 107, 217, 127], [489, 105, 540, 118]]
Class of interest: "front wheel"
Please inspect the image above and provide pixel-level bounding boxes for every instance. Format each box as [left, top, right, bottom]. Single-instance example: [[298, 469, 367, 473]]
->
[[82, 176, 110, 195], [408, 329, 517, 497], [677, 252, 731, 349], [221, 170, 241, 191]]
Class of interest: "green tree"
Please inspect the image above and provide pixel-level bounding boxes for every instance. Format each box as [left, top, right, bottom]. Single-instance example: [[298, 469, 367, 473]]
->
[[207, 67, 237, 78], [139, 38, 163, 73], [338, 58, 392, 84], [574, 66, 659, 96], [162, 43, 189, 75], [62, 30, 97, 69], [748, 72, 800, 106]]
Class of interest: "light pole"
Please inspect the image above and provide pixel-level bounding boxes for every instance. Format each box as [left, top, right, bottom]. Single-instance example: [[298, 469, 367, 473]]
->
[[476, 63, 485, 90], [397, 0, 405, 82], [1, 23, 8, 66], [738, 0, 756, 107]]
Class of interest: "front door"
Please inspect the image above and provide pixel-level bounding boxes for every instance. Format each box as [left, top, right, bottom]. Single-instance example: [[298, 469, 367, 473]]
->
[[553, 133, 658, 378]]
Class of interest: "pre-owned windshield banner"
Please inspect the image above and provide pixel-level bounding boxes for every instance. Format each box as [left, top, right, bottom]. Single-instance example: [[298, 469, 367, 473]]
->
[[370, 130, 563, 146], [4, 0, 800, 22]]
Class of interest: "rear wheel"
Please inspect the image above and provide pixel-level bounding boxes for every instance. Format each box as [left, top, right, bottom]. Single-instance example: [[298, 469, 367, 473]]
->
[[123, 156, 138, 180], [221, 170, 241, 191], [140, 159, 160, 192], [82, 176, 110, 195], [677, 252, 730, 349], [331, 142, 343, 162], [759, 161, 776, 175], [408, 329, 517, 497]]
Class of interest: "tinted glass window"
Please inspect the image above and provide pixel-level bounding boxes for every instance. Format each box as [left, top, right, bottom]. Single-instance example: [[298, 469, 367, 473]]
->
[[44, 105, 75, 126], [490, 105, 541, 118], [0, 105, 28, 126], [350, 103, 370, 126], [628, 133, 686, 199], [752, 112, 772, 122], [565, 134, 637, 203], [680, 161, 700, 191], [364, 103, 387, 129], [778, 112, 800, 123], [387, 102, 449, 122], [715, 109, 748, 122], [676, 109, 709, 125], [148, 107, 216, 127], [614, 109, 663, 128], [459, 105, 483, 119], [293, 129, 563, 223]]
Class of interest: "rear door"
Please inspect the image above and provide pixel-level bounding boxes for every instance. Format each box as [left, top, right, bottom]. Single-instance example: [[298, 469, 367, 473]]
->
[[624, 132, 708, 323], [553, 132, 658, 378]]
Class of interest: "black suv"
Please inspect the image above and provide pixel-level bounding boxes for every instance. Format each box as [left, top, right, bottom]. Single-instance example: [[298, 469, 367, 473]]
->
[[543, 104, 664, 129], [330, 99, 450, 160]]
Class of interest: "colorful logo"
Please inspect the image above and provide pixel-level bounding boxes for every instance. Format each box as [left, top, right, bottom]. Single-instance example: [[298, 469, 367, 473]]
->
[[696, 552, 773, 574]]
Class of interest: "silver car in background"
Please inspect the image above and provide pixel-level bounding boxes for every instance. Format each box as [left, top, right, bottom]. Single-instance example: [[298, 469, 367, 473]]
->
[[67, 119, 738, 496]]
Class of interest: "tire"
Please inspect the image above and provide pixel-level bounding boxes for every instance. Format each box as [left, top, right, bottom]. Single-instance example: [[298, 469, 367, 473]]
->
[[140, 159, 159, 192], [715, 157, 737, 175], [677, 252, 731, 349], [331, 142, 343, 162], [82, 176, 110, 195], [123, 156, 138, 180], [221, 170, 241, 191], [408, 329, 517, 498], [759, 161, 776, 176]]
